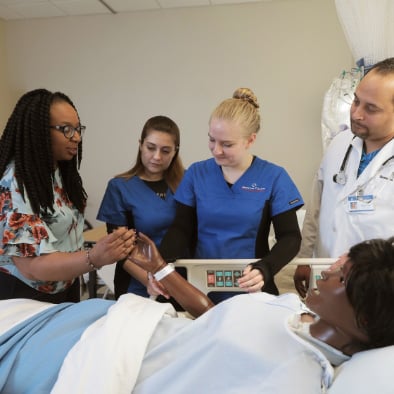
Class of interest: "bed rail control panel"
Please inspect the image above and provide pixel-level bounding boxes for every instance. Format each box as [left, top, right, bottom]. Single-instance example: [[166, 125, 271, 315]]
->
[[175, 260, 255, 293], [207, 269, 243, 288], [174, 258, 336, 293]]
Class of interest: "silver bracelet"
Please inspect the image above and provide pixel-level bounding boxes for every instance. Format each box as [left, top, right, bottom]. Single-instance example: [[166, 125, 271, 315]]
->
[[153, 263, 175, 281], [86, 249, 100, 271]]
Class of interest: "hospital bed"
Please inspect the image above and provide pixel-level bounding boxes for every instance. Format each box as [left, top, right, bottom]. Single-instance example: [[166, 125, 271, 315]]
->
[[2, 278, 393, 394], [2, 218, 392, 394]]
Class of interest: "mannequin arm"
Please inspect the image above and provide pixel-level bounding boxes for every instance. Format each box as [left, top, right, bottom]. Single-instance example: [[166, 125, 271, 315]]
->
[[128, 232, 213, 318]]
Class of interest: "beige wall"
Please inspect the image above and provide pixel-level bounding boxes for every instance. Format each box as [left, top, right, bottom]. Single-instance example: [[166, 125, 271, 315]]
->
[[0, 19, 11, 132], [3, 0, 352, 225]]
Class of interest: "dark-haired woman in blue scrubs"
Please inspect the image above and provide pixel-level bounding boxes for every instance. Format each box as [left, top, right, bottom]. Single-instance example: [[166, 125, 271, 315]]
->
[[97, 115, 185, 299]]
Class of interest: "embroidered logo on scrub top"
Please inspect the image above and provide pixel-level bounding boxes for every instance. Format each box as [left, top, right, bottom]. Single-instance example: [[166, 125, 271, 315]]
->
[[241, 183, 266, 192]]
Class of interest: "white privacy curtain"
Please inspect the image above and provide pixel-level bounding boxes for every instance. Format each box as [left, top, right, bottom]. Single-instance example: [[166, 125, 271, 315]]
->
[[321, 0, 394, 151], [335, 0, 394, 68]]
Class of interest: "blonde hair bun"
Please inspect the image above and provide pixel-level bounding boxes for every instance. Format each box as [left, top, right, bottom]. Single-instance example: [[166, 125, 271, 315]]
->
[[233, 88, 259, 109]]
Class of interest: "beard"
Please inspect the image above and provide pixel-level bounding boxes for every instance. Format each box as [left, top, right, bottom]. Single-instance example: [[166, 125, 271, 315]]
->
[[351, 120, 369, 139]]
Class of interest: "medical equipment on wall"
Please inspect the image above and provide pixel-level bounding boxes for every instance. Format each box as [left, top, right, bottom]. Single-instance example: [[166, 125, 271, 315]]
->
[[321, 68, 362, 151]]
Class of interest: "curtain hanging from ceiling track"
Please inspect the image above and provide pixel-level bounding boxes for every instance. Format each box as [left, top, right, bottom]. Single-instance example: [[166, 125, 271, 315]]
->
[[320, 0, 394, 151], [335, 0, 394, 72]]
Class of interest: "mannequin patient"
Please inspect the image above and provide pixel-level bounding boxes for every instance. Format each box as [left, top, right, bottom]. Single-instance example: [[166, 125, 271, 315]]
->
[[1, 234, 394, 393]]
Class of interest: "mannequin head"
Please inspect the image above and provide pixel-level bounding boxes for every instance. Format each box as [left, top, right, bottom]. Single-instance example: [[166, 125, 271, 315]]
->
[[306, 237, 394, 353], [346, 237, 394, 349]]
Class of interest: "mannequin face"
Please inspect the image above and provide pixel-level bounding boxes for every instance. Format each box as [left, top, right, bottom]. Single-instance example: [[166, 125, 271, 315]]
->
[[306, 259, 369, 345]]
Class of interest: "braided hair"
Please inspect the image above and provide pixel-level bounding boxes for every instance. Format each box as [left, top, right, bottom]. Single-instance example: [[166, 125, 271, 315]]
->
[[0, 88, 87, 215]]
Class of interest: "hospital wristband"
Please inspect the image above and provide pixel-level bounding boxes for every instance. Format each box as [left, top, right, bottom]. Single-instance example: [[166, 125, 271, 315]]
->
[[86, 249, 101, 271], [154, 263, 175, 281]]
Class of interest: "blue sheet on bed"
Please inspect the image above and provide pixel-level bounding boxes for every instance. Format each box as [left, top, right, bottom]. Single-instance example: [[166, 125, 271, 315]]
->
[[0, 299, 114, 394]]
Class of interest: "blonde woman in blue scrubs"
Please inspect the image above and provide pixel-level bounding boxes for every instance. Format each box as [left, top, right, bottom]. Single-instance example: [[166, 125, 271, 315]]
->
[[97, 116, 184, 299], [160, 88, 304, 303]]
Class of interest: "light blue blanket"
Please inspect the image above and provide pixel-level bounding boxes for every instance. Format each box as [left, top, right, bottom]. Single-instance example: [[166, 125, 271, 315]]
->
[[0, 299, 114, 394]]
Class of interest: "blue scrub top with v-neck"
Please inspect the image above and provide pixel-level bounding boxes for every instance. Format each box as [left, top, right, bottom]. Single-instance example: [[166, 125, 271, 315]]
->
[[175, 157, 303, 259], [97, 176, 176, 246], [97, 176, 178, 297]]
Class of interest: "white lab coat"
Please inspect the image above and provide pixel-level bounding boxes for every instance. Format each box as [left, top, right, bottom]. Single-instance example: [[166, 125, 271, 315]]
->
[[300, 129, 394, 258]]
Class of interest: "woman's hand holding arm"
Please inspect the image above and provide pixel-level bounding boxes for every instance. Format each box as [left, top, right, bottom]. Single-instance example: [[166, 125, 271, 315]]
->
[[89, 227, 136, 268], [13, 228, 136, 281]]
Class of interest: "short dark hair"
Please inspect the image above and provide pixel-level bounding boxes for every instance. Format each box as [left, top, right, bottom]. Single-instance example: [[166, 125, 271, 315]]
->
[[346, 237, 394, 349], [365, 58, 394, 106], [369, 57, 394, 75]]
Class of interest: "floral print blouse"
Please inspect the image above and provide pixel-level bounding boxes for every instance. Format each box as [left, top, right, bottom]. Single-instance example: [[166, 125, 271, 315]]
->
[[0, 161, 84, 293]]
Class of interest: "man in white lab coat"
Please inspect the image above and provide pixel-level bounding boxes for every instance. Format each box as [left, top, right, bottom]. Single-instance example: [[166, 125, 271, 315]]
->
[[294, 57, 394, 297]]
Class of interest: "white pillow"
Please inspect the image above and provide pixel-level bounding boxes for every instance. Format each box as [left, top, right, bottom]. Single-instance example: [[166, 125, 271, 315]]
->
[[329, 345, 394, 393]]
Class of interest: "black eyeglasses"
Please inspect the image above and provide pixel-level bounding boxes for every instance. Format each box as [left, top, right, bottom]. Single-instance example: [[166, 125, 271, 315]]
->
[[50, 125, 86, 139]]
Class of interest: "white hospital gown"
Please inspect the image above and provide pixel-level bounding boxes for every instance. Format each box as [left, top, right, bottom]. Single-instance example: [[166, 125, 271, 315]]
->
[[134, 292, 334, 394]]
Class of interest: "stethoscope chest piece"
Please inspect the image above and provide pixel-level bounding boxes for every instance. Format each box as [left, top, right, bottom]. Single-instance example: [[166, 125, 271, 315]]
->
[[332, 142, 354, 185], [333, 171, 347, 185]]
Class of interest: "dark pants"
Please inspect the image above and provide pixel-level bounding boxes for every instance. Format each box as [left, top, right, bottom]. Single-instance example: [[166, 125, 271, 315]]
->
[[0, 271, 80, 303]]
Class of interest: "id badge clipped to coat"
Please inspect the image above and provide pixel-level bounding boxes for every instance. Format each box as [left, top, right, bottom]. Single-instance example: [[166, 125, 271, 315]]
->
[[347, 194, 375, 212]]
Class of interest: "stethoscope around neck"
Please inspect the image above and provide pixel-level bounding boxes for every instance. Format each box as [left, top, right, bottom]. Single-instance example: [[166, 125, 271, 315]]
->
[[332, 143, 354, 185], [333, 139, 394, 185]]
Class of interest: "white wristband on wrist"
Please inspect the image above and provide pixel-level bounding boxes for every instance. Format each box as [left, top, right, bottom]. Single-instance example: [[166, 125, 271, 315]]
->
[[154, 263, 175, 281]]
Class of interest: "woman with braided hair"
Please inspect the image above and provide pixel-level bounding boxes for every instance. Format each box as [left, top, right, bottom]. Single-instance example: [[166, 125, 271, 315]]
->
[[159, 87, 304, 303], [0, 88, 136, 303]]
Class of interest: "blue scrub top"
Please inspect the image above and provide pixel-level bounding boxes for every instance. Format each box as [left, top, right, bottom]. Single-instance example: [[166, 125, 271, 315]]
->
[[175, 157, 303, 259], [97, 176, 176, 246]]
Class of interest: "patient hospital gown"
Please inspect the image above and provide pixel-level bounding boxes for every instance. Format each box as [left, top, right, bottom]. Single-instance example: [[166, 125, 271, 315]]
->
[[1, 293, 335, 394], [134, 292, 334, 393]]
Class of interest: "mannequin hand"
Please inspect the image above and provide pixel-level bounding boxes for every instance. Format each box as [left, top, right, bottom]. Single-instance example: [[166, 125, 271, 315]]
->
[[127, 232, 166, 273], [293, 265, 311, 298], [91, 228, 136, 268], [147, 272, 170, 299], [237, 265, 264, 292]]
